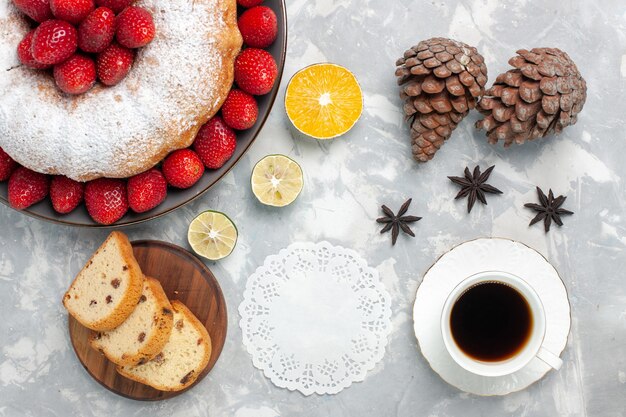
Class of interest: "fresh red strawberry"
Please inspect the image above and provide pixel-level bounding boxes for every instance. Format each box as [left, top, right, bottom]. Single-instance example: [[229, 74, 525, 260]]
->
[[221, 89, 258, 130], [17, 31, 50, 69], [193, 116, 237, 169], [8, 167, 50, 210], [12, 0, 53, 23], [31, 20, 78, 65], [237, 6, 277, 48], [234, 48, 277, 95], [50, 175, 84, 214], [84, 178, 128, 224], [53, 54, 96, 94], [96, 42, 134, 86], [115, 6, 155, 49], [95, 0, 131, 14], [237, 0, 263, 7], [162, 149, 204, 189], [50, 0, 94, 24], [0, 147, 18, 182], [78, 7, 115, 53], [127, 168, 167, 213]]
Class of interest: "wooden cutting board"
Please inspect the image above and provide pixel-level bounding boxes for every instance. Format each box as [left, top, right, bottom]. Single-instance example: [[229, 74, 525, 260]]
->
[[68, 240, 227, 401]]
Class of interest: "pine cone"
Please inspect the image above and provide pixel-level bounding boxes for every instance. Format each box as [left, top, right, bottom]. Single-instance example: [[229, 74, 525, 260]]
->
[[476, 48, 586, 146], [395, 38, 488, 162]]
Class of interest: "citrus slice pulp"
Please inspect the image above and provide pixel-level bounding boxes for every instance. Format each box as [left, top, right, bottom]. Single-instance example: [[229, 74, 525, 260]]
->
[[285, 63, 363, 139], [187, 210, 238, 260], [251, 155, 303, 207]]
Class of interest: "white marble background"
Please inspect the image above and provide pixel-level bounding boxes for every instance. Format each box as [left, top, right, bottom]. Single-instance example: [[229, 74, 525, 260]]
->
[[1, 0, 626, 416]]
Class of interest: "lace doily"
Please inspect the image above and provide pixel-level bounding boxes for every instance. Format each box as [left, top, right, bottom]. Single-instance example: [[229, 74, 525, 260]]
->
[[239, 241, 392, 395]]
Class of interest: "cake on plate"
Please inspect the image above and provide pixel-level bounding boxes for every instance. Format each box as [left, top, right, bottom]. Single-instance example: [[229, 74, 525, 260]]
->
[[90, 276, 174, 367], [116, 300, 212, 391], [63, 231, 144, 331], [0, 0, 242, 181]]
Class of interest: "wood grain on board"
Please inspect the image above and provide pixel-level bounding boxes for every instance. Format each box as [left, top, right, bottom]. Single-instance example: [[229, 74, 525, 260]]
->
[[69, 240, 227, 401]]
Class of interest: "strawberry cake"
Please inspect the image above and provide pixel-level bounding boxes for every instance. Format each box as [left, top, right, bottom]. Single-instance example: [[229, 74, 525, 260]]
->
[[0, 0, 243, 182]]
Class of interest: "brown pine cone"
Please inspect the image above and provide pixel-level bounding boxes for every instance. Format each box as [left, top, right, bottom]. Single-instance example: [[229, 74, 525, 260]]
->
[[396, 38, 488, 162], [476, 48, 586, 146]]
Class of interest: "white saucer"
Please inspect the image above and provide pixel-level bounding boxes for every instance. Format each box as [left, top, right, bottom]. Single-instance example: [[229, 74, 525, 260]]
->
[[413, 237, 571, 396]]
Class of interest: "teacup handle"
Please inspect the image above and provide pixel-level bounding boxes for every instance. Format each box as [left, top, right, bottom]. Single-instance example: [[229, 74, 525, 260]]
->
[[536, 346, 563, 370]]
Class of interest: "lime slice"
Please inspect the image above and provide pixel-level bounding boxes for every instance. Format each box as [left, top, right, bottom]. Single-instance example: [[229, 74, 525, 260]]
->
[[251, 155, 304, 207], [187, 211, 238, 260]]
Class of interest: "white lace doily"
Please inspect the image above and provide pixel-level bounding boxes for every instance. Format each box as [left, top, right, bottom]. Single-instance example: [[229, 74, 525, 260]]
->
[[239, 241, 392, 395]]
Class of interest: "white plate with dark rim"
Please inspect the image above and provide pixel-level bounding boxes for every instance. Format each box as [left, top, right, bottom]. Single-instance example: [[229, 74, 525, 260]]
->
[[413, 237, 571, 396]]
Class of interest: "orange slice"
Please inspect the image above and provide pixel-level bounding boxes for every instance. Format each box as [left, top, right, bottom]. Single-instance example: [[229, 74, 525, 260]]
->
[[285, 63, 363, 139]]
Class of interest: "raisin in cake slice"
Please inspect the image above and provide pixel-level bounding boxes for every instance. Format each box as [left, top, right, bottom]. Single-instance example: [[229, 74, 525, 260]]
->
[[63, 231, 143, 331], [90, 277, 174, 366], [116, 300, 212, 391]]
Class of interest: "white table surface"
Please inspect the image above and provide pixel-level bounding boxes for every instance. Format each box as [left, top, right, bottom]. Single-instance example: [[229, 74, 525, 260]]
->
[[1, 0, 625, 416]]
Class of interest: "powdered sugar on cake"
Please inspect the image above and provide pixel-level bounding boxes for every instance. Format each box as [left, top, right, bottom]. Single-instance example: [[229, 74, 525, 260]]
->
[[0, 0, 242, 181]]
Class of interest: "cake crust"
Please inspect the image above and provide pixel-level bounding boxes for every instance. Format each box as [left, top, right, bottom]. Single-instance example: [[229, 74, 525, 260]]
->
[[63, 231, 144, 331], [89, 277, 174, 366], [0, 0, 242, 181], [116, 300, 212, 391]]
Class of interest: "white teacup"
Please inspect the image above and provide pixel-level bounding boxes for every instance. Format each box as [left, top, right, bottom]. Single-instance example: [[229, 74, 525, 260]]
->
[[441, 271, 562, 377]]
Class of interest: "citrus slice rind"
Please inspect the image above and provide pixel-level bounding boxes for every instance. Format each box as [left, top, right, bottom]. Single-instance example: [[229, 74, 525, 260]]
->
[[285, 63, 363, 140], [251, 155, 303, 207], [187, 210, 238, 260]]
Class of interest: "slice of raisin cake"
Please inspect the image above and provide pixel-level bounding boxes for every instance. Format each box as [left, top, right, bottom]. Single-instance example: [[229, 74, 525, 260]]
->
[[90, 277, 174, 366], [116, 300, 212, 391], [63, 231, 143, 331]]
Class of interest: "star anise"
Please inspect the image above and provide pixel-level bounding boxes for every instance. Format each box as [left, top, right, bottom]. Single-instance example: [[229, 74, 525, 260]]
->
[[448, 165, 503, 213], [524, 187, 574, 232], [377, 198, 422, 245]]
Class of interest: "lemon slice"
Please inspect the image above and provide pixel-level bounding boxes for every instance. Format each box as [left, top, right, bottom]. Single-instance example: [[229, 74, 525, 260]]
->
[[251, 155, 303, 207], [285, 63, 363, 139], [187, 211, 238, 260]]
